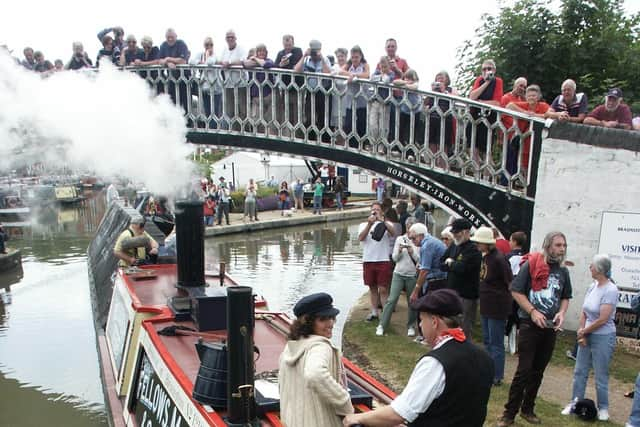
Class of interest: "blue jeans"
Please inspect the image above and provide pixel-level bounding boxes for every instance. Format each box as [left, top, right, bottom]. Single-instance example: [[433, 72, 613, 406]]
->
[[313, 195, 322, 214], [376, 187, 384, 202], [481, 316, 506, 381], [336, 192, 343, 209], [571, 332, 616, 410], [628, 373, 640, 426]]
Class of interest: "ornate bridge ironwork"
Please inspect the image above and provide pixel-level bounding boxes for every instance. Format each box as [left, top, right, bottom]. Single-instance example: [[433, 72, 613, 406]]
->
[[127, 65, 547, 236]]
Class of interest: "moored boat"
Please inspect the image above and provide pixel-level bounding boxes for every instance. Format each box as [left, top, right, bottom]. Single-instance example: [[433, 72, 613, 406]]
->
[[88, 201, 393, 427], [0, 248, 21, 274]]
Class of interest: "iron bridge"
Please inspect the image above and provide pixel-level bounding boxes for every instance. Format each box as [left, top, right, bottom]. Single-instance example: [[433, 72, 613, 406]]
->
[[126, 65, 548, 236]]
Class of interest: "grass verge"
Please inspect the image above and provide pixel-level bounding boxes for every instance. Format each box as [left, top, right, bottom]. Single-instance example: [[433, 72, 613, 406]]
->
[[343, 317, 623, 427]]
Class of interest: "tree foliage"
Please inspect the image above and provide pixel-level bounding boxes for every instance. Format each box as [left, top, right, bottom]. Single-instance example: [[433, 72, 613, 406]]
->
[[455, 0, 640, 111]]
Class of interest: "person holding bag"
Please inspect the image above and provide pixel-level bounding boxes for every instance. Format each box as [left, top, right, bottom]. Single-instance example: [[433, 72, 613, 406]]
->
[[562, 254, 618, 422]]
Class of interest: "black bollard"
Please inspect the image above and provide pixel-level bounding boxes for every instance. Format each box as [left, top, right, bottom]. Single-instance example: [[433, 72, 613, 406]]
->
[[175, 200, 206, 288], [226, 286, 258, 427]]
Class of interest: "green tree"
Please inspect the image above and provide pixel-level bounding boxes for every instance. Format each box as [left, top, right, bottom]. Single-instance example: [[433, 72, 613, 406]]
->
[[456, 0, 640, 111]]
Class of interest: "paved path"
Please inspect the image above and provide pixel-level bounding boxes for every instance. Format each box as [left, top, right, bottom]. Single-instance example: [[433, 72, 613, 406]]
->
[[204, 202, 374, 237], [348, 293, 636, 426]]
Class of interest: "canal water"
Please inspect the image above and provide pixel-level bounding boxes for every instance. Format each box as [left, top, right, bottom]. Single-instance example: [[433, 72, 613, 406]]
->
[[0, 198, 378, 426]]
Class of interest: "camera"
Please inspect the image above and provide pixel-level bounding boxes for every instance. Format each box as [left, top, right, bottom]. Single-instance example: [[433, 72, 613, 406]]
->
[[310, 49, 319, 58], [485, 71, 494, 81], [432, 81, 442, 92]]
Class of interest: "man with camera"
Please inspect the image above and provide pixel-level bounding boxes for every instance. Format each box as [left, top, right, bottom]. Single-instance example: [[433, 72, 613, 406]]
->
[[467, 59, 503, 163], [65, 42, 93, 70], [113, 216, 159, 267], [358, 202, 396, 321], [295, 40, 331, 140], [497, 231, 572, 426]]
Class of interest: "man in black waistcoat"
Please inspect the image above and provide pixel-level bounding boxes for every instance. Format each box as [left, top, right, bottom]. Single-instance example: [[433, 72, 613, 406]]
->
[[343, 289, 494, 427]]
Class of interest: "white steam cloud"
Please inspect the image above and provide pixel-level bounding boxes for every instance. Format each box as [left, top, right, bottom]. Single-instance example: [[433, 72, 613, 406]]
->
[[0, 53, 195, 195]]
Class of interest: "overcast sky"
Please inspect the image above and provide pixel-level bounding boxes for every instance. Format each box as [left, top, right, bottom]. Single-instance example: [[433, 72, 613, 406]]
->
[[3, 0, 640, 91]]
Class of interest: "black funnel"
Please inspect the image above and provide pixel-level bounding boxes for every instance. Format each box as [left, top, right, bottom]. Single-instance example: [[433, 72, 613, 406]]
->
[[226, 286, 258, 426], [175, 200, 205, 288]]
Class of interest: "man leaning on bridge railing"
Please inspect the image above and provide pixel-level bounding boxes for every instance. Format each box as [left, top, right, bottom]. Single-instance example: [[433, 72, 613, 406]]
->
[[294, 39, 331, 142], [274, 35, 304, 136], [218, 29, 248, 130]]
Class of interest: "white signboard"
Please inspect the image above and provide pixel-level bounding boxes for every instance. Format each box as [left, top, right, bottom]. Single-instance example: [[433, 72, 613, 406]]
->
[[598, 211, 640, 305]]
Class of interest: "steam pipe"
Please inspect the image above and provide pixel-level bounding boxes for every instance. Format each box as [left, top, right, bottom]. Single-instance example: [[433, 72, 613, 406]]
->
[[174, 200, 205, 288], [226, 286, 258, 426]]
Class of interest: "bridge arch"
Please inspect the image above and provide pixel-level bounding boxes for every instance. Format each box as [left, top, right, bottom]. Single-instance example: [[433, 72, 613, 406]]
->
[[187, 131, 536, 236]]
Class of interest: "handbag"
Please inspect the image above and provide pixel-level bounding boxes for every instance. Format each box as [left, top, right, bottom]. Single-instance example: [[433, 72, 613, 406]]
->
[[371, 222, 387, 241]]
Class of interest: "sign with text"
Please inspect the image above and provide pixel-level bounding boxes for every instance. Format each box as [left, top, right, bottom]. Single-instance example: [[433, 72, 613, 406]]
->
[[599, 211, 640, 338], [133, 350, 188, 427]]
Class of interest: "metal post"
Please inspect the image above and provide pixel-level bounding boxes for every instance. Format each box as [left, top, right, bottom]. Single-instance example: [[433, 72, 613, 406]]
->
[[219, 262, 226, 287], [225, 286, 258, 426]]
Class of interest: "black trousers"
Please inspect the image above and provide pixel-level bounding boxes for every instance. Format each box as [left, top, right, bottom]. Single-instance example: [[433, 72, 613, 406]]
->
[[216, 202, 230, 225], [503, 319, 557, 418]]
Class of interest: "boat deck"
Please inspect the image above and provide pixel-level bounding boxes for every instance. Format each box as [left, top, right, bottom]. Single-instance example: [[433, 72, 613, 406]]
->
[[149, 314, 289, 389], [122, 264, 266, 310]]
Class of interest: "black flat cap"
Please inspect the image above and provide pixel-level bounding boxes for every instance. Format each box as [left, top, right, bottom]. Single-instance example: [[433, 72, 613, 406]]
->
[[411, 289, 463, 317], [449, 218, 472, 233], [293, 292, 340, 318]]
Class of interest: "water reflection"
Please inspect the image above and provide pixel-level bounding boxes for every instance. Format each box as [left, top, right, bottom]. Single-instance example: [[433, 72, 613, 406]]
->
[[0, 372, 106, 427], [206, 220, 365, 345], [0, 194, 108, 426]]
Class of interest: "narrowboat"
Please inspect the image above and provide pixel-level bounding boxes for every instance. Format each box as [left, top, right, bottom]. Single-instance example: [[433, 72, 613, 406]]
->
[[88, 201, 393, 427]]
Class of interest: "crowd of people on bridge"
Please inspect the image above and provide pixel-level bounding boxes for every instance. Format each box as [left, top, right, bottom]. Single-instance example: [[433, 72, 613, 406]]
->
[[5, 27, 640, 179]]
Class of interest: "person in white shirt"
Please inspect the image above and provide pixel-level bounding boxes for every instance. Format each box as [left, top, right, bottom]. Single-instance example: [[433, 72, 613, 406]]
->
[[376, 216, 420, 337], [343, 289, 494, 427], [218, 29, 248, 129], [358, 202, 396, 321], [190, 37, 222, 125]]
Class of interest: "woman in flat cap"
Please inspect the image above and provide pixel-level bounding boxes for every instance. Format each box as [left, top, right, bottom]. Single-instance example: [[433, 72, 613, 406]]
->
[[279, 293, 353, 427]]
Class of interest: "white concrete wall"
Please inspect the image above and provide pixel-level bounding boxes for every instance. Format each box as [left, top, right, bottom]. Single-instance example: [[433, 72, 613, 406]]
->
[[530, 137, 640, 330]]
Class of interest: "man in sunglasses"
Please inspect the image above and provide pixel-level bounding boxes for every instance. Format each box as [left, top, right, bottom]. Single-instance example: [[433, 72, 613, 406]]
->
[[113, 216, 159, 267]]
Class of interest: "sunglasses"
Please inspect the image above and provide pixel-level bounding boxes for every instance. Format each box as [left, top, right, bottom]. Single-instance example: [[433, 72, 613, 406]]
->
[[482, 67, 494, 71], [205, 43, 213, 47]]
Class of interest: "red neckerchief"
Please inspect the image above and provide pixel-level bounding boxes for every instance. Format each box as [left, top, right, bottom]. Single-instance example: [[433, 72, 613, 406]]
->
[[434, 328, 466, 346], [520, 252, 550, 292]]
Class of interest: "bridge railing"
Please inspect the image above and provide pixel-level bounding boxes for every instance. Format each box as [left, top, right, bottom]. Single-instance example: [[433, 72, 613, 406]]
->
[[124, 65, 546, 196]]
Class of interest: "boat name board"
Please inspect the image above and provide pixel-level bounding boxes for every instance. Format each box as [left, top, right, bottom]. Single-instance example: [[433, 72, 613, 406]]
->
[[135, 350, 188, 427], [135, 329, 211, 427]]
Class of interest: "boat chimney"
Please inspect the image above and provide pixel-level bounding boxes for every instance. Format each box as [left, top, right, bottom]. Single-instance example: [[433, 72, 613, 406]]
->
[[225, 286, 258, 426], [175, 200, 205, 288]]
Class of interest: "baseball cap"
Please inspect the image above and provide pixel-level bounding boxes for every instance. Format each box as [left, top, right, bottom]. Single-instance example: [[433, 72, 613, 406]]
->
[[607, 88, 623, 98]]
